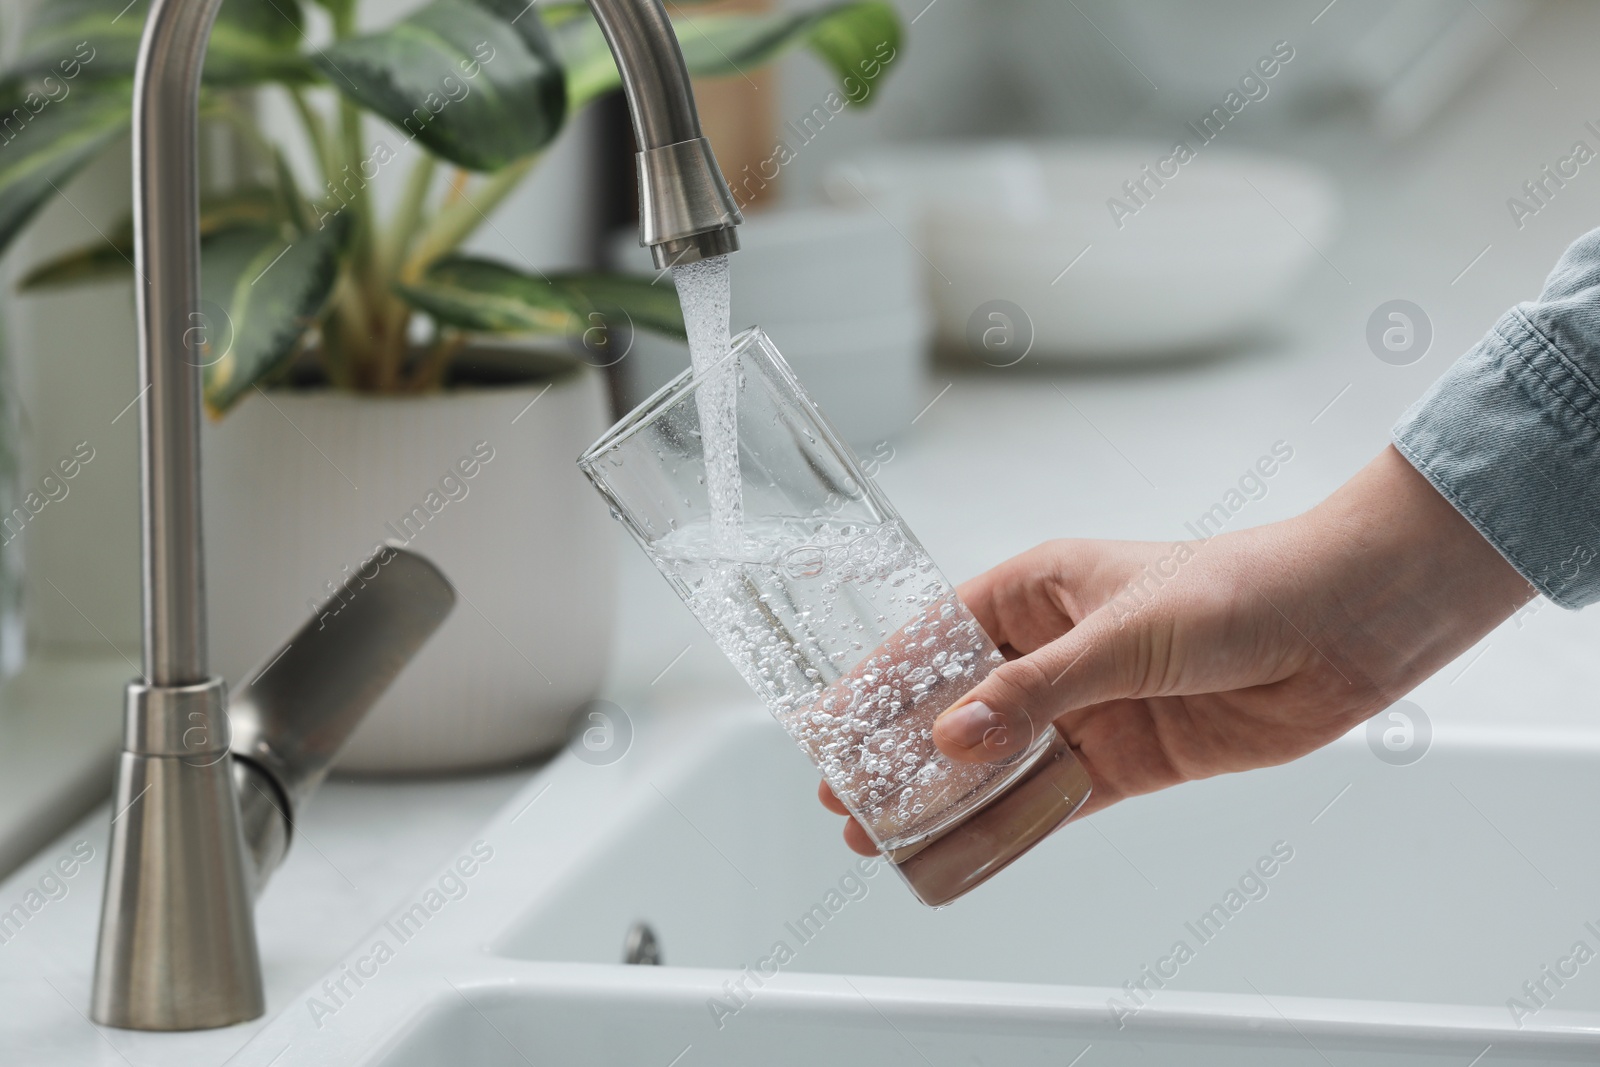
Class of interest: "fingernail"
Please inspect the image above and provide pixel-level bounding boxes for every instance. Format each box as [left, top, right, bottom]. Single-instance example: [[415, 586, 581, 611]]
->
[[938, 701, 1007, 750]]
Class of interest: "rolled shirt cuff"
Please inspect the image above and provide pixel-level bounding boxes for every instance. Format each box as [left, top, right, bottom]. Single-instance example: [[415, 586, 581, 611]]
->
[[1393, 307, 1600, 608]]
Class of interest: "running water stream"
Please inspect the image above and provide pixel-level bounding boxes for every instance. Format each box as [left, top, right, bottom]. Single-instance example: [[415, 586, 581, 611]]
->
[[672, 254, 743, 555]]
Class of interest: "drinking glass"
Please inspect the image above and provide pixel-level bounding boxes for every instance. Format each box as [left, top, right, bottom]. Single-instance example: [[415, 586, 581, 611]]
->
[[579, 328, 1091, 906]]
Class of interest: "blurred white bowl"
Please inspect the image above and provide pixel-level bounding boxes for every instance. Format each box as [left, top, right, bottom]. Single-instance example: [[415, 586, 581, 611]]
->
[[824, 141, 1339, 362]]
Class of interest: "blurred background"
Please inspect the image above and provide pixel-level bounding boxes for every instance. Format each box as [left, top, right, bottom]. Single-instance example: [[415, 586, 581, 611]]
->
[[4, 0, 1600, 866]]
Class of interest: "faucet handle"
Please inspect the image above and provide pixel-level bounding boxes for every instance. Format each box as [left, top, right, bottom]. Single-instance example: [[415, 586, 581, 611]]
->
[[228, 546, 455, 887]]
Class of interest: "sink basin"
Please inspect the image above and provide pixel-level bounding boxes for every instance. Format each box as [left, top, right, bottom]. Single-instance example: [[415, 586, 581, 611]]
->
[[227, 698, 1600, 1065], [363, 964, 1597, 1067]]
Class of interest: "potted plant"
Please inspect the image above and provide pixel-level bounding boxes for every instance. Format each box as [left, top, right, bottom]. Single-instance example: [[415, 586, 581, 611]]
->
[[0, 0, 900, 771]]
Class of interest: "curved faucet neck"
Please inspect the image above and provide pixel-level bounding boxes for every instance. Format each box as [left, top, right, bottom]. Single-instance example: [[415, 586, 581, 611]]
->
[[586, 0, 742, 267]]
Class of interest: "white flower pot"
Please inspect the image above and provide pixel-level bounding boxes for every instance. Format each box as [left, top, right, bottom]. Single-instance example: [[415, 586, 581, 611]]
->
[[201, 357, 616, 773]]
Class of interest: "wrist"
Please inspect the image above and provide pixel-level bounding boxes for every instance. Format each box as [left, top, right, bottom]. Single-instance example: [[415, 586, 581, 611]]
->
[[1303, 446, 1533, 699]]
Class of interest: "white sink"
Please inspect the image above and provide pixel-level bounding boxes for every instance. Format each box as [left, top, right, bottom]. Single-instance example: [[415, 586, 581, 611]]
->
[[218, 695, 1600, 1065]]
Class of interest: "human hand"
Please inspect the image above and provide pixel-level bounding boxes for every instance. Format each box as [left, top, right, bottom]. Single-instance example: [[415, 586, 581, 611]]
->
[[821, 446, 1533, 856]]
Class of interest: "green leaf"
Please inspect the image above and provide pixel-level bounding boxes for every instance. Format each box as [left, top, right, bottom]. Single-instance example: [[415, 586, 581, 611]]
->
[[394, 255, 686, 341], [6, 0, 317, 90], [548, 270, 687, 341], [0, 80, 133, 260], [20, 187, 284, 289], [793, 1, 901, 97], [559, 1, 901, 109], [314, 0, 566, 172], [201, 217, 348, 415], [535, 3, 590, 29]]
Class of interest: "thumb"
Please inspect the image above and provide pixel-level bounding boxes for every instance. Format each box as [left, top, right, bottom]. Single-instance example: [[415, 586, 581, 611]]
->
[[932, 610, 1138, 762]]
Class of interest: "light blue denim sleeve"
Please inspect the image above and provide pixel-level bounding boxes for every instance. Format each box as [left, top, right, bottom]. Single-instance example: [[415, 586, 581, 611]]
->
[[1393, 227, 1600, 609]]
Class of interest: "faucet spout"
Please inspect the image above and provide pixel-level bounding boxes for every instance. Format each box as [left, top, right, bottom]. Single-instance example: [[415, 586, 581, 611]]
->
[[586, 0, 743, 268]]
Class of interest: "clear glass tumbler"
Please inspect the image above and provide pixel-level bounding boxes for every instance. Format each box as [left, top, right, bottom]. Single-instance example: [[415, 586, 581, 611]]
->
[[579, 329, 1091, 906]]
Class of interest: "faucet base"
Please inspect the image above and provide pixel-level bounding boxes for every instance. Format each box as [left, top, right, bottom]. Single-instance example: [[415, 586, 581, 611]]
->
[[91, 679, 264, 1030]]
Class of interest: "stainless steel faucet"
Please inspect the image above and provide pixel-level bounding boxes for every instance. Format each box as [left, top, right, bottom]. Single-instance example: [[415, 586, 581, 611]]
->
[[90, 0, 741, 1032]]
